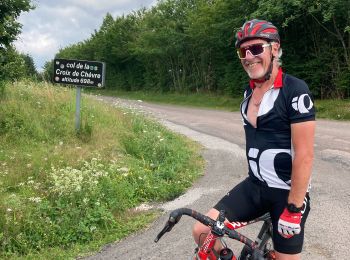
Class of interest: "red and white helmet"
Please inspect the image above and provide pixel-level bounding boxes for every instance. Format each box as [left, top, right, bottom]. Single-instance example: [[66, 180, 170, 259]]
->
[[235, 19, 280, 48]]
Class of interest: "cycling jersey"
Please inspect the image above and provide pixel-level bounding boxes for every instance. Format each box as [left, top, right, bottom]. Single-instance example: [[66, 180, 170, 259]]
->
[[240, 68, 315, 189]]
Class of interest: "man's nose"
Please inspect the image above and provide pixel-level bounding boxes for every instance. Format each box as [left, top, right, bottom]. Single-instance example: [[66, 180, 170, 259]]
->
[[244, 50, 255, 59]]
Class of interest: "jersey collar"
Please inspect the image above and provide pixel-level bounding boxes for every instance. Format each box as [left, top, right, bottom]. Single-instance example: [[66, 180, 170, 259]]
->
[[249, 67, 283, 89]]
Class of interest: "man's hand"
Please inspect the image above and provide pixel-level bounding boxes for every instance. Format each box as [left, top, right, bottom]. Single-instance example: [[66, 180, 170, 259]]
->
[[278, 208, 302, 238]]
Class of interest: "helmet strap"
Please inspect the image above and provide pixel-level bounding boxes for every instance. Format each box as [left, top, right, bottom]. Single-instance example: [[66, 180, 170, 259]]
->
[[264, 54, 274, 81]]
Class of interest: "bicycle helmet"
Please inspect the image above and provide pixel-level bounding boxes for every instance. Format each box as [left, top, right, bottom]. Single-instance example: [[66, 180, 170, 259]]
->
[[235, 19, 280, 48]]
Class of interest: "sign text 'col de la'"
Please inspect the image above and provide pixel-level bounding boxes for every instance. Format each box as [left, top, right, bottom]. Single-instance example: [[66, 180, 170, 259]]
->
[[53, 58, 105, 87], [53, 58, 106, 132]]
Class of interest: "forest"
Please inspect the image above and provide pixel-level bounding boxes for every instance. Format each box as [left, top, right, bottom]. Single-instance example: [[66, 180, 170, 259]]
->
[[1, 0, 350, 99], [45, 0, 350, 99]]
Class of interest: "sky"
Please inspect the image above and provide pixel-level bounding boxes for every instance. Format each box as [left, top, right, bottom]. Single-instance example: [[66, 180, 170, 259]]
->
[[14, 0, 157, 72]]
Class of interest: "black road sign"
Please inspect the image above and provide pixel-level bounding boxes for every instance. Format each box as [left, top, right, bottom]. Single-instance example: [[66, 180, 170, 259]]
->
[[53, 58, 105, 87]]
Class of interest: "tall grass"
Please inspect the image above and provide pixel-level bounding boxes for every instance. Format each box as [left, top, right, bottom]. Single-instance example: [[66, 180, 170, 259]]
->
[[88, 88, 350, 120], [0, 81, 203, 258]]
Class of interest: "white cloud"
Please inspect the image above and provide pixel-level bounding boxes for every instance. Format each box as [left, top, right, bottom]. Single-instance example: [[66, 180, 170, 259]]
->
[[14, 0, 157, 72]]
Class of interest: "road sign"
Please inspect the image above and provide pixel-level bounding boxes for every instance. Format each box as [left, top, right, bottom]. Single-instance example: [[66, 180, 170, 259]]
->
[[53, 58, 105, 87]]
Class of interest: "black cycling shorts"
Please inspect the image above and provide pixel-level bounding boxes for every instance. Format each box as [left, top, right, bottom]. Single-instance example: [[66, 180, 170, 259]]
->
[[214, 177, 310, 254]]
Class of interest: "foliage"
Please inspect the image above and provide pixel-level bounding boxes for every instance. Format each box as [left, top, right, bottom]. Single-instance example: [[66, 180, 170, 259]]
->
[[0, 0, 36, 87], [44, 0, 350, 99], [0, 0, 33, 48], [0, 81, 203, 257]]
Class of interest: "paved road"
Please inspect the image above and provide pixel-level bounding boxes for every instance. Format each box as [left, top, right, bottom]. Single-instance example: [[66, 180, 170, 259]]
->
[[84, 97, 350, 260]]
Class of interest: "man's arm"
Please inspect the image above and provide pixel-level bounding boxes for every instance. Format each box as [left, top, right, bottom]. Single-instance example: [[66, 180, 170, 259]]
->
[[288, 120, 316, 207]]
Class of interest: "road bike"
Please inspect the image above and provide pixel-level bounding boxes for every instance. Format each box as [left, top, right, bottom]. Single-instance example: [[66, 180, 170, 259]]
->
[[155, 208, 276, 260]]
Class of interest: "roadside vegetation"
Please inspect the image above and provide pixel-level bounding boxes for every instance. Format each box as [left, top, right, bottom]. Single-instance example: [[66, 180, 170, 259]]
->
[[89, 89, 350, 121], [0, 81, 203, 259]]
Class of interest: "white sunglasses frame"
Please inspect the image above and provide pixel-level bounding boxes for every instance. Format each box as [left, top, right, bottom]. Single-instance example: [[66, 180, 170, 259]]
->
[[237, 43, 275, 60]]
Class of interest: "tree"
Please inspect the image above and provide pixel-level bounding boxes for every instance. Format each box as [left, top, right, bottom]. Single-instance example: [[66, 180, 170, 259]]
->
[[0, 0, 33, 48], [21, 53, 38, 77]]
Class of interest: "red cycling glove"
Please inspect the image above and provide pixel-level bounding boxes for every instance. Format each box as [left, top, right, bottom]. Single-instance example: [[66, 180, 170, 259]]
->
[[278, 208, 301, 239]]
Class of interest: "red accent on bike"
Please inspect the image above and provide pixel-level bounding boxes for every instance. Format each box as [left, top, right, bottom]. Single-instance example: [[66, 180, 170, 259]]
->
[[225, 221, 248, 230]]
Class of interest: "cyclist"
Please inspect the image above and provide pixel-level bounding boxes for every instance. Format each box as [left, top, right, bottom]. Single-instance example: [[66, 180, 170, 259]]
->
[[192, 19, 316, 260]]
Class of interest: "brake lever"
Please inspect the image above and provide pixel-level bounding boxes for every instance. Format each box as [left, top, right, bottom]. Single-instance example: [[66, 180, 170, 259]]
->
[[154, 215, 179, 243]]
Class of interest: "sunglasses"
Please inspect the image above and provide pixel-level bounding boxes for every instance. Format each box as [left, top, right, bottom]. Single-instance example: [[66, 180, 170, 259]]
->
[[236, 43, 271, 59]]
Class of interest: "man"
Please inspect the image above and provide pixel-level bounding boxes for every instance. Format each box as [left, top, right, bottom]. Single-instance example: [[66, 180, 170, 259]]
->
[[192, 19, 315, 260]]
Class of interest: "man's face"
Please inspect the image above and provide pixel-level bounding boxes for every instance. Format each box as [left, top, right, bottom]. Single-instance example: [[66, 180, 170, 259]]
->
[[239, 39, 279, 80]]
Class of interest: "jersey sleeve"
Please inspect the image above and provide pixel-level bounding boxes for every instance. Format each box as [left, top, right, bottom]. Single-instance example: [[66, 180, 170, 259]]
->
[[286, 78, 316, 123]]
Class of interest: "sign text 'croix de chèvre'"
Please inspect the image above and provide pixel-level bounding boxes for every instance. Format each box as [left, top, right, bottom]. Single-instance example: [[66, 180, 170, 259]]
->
[[53, 58, 105, 87]]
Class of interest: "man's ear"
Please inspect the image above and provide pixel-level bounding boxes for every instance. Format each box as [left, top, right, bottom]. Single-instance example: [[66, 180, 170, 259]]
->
[[272, 42, 280, 55]]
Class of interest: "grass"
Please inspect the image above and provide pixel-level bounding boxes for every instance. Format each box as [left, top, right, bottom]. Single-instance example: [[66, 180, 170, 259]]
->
[[0, 80, 204, 259], [88, 88, 350, 121], [88, 88, 243, 111], [314, 99, 350, 120]]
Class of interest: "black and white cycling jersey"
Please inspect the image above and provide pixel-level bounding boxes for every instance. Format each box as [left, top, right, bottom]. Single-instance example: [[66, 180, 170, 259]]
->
[[240, 68, 315, 190]]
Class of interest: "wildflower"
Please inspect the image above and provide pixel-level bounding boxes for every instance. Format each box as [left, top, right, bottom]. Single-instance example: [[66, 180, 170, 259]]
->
[[26, 164, 32, 168], [118, 167, 129, 173], [7, 208, 12, 212], [90, 226, 97, 232], [59, 141, 63, 146], [29, 197, 42, 203]]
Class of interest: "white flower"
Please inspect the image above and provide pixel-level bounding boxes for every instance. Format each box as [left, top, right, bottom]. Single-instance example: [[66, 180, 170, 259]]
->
[[29, 197, 42, 203], [90, 226, 97, 232], [7, 208, 12, 212], [118, 167, 129, 173]]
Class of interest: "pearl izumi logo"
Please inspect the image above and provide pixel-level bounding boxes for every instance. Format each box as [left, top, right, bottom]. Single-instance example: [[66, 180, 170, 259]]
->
[[292, 94, 313, 113]]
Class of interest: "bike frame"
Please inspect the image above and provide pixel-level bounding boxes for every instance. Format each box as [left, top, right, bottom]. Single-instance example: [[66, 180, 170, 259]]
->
[[196, 217, 263, 260]]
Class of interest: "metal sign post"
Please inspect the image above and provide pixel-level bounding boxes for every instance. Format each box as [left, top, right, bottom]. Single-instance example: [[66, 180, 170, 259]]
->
[[75, 86, 81, 131], [53, 58, 106, 132]]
